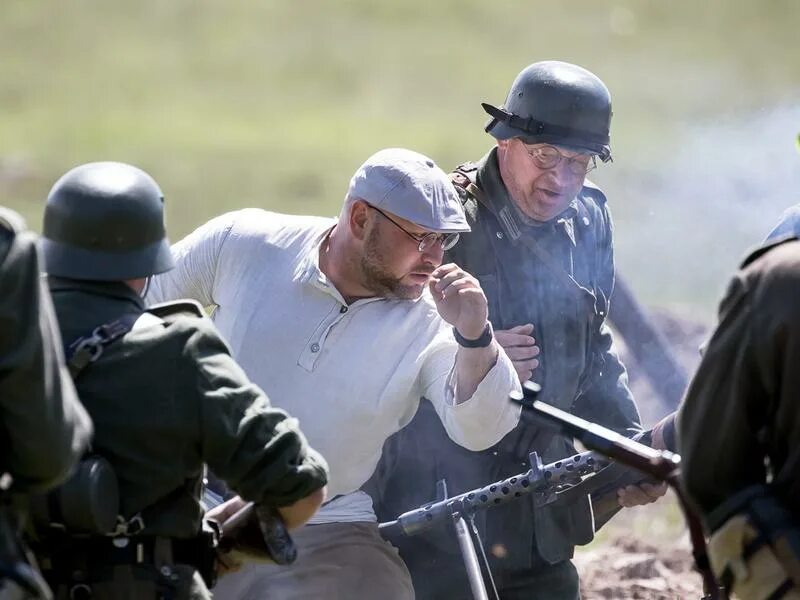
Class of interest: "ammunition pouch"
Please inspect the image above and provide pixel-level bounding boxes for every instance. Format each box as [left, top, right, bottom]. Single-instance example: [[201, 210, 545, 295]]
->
[[30, 456, 119, 536], [708, 485, 800, 599]]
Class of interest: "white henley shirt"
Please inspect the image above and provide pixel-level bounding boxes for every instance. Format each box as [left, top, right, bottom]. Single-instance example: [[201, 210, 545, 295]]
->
[[148, 209, 520, 523]]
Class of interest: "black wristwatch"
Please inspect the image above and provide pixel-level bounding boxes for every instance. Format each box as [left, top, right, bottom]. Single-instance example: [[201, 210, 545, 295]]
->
[[453, 322, 493, 348]]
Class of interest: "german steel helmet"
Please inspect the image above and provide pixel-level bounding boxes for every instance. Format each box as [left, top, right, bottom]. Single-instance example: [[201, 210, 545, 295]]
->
[[482, 61, 613, 162], [42, 162, 175, 280]]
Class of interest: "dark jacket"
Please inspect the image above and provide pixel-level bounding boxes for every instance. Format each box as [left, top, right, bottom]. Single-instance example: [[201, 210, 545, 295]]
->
[[48, 277, 328, 538], [0, 209, 91, 493], [370, 149, 641, 583], [678, 238, 800, 522]]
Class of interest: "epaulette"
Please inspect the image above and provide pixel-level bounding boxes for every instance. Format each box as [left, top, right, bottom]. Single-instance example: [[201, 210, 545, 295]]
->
[[147, 299, 206, 319], [740, 234, 799, 268]]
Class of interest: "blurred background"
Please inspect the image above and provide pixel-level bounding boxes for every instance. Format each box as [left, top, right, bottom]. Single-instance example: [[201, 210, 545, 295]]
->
[[2, 0, 799, 319], [4, 4, 796, 591]]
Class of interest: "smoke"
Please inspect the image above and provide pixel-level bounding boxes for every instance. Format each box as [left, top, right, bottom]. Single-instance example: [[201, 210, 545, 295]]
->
[[600, 102, 800, 319]]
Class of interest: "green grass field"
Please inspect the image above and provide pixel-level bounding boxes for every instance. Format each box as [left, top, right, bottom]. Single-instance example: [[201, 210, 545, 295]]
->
[[2, 0, 799, 313]]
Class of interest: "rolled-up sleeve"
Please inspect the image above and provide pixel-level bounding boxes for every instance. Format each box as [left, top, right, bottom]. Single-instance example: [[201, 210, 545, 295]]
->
[[419, 329, 521, 451]]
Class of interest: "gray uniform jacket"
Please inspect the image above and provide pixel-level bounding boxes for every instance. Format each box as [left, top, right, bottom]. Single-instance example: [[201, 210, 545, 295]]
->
[[0, 208, 92, 493], [370, 149, 641, 576]]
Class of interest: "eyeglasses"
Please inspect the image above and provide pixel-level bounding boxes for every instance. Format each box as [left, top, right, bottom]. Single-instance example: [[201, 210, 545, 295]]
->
[[369, 205, 460, 252], [524, 144, 597, 176]]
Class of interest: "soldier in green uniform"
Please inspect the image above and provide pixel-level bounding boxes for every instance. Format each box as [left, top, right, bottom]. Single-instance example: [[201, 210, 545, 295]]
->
[[678, 238, 800, 599], [370, 61, 666, 599], [0, 207, 91, 499], [1, 207, 92, 598], [36, 162, 329, 600]]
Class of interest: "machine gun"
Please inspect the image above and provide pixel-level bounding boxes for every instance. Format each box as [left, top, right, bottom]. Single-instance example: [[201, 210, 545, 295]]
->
[[379, 383, 725, 600], [379, 382, 628, 600], [380, 446, 614, 600], [512, 381, 727, 600]]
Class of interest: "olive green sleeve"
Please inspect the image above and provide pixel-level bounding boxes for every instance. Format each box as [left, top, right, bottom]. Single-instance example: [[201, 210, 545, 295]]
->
[[0, 228, 93, 492], [184, 319, 328, 507]]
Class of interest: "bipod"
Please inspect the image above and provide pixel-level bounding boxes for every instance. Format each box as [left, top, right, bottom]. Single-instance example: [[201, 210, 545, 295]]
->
[[379, 449, 609, 600], [434, 479, 492, 600]]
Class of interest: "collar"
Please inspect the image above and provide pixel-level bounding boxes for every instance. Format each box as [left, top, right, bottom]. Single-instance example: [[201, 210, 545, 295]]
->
[[295, 223, 338, 293], [477, 148, 579, 246], [47, 276, 146, 311], [294, 222, 391, 307]]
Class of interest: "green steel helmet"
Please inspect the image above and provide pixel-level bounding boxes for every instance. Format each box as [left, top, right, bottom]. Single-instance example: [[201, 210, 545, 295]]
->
[[482, 61, 613, 162], [42, 161, 175, 281]]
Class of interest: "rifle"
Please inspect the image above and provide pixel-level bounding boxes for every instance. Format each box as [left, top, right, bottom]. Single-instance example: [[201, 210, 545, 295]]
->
[[512, 381, 727, 600]]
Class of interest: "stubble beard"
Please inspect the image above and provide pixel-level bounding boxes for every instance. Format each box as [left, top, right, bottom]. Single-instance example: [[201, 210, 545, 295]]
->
[[360, 229, 427, 300]]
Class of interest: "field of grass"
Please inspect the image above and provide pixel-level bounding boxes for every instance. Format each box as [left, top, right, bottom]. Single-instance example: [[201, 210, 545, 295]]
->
[[2, 0, 799, 313]]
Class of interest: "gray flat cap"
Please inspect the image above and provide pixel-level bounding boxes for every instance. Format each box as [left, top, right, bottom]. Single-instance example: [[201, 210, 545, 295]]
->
[[347, 148, 470, 233]]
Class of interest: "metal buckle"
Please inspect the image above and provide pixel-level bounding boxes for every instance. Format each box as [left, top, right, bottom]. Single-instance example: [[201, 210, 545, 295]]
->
[[71, 332, 106, 363], [109, 513, 145, 537]]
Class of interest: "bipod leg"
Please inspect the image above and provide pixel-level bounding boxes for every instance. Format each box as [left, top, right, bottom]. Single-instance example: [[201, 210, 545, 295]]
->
[[453, 512, 489, 600], [437, 478, 490, 600]]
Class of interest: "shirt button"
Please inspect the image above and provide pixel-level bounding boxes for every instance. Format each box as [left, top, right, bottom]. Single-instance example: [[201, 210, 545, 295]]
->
[[310, 343, 320, 353], [340, 305, 348, 314], [496, 231, 504, 239]]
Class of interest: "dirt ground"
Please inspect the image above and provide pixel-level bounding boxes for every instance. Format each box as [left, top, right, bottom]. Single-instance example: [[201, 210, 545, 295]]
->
[[574, 491, 707, 599], [575, 529, 705, 599]]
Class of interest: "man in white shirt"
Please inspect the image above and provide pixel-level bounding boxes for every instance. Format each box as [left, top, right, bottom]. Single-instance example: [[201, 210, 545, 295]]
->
[[148, 147, 521, 599]]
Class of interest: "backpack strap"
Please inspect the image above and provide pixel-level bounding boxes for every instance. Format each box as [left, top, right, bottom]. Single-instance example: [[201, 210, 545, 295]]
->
[[65, 314, 141, 379]]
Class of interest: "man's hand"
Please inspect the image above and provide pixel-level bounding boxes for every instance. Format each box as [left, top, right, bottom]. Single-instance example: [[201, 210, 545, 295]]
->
[[495, 324, 540, 382], [277, 486, 327, 530], [206, 496, 248, 576], [207, 495, 247, 525], [429, 263, 488, 339], [617, 481, 668, 507]]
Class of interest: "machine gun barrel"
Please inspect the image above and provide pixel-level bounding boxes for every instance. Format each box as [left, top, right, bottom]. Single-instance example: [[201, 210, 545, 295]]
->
[[379, 449, 609, 538]]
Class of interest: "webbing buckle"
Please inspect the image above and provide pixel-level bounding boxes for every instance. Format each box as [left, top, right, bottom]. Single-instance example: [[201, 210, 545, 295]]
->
[[71, 333, 106, 363], [109, 513, 145, 537]]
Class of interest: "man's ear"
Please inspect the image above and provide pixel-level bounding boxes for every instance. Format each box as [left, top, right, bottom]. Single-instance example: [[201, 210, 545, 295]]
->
[[349, 199, 371, 242]]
